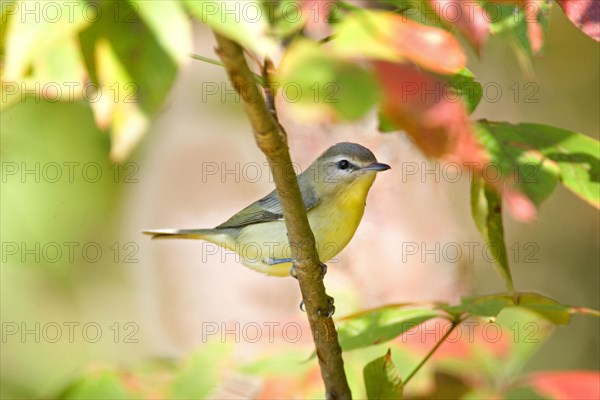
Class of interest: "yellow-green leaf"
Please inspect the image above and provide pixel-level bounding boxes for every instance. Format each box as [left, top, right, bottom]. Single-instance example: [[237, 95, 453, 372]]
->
[[363, 349, 403, 400]]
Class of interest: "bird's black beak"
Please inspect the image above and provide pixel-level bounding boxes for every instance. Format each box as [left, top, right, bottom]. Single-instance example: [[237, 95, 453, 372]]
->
[[361, 162, 391, 172]]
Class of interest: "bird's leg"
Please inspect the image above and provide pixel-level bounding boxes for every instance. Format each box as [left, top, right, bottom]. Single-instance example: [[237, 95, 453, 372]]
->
[[317, 295, 336, 318], [299, 296, 335, 317], [275, 259, 327, 313], [265, 257, 297, 278], [319, 262, 328, 279], [291, 261, 328, 280], [268, 257, 293, 265]]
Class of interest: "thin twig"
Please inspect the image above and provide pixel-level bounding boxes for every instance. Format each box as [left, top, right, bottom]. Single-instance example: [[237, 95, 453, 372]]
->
[[190, 53, 265, 86], [212, 32, 352, 400], [404, 321, 459, 386], [189, 53, 226, 67]]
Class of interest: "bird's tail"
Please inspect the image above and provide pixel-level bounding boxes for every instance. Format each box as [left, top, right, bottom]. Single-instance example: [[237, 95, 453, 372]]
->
[[142, 228, 217, 240]]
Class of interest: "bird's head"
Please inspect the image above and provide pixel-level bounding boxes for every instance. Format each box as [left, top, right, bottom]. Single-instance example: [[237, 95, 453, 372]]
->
[[301, 142, 391, 200]]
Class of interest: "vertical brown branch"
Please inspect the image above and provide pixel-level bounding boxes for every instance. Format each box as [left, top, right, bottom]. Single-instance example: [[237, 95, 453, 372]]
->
[[213, 33, 352, 400]]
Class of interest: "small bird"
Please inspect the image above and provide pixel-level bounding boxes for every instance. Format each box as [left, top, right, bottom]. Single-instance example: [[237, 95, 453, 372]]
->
[[143, 142, 390, 277]]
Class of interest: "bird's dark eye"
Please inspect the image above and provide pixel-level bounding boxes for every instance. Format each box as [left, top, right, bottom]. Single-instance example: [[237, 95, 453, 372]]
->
[[338, 160, 350, 170]]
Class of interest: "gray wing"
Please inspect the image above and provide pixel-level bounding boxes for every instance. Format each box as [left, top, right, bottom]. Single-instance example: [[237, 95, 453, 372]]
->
[[216, 184, 319, 229]]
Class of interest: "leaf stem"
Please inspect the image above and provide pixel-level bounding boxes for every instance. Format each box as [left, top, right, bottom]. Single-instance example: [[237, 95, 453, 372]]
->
[[403, 321, 459, 386]]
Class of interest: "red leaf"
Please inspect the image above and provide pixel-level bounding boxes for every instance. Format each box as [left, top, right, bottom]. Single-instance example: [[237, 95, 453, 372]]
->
[[429, 0, 490, 50], [375, 61, 486, 166], [388, 16, 467, 74], [375, 62, 537, 221], [519, 0, 546, 54], [527, 10, 544, 54], [527, 371, 600, 399], [333, 11, 466, 74], [556, 0, 600, 41]]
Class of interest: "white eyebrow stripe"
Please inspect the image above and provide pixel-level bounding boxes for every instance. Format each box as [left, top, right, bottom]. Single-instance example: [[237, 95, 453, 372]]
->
[[326, 155, 355, 163]]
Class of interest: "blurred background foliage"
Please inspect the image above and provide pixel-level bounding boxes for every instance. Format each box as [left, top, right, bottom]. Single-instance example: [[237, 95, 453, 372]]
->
[[1, 0, 599, 399]]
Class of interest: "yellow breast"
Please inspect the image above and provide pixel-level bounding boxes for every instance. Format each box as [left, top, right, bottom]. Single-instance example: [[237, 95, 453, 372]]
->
[[221, 175, 376, 276], [309, 180, 370, 263]]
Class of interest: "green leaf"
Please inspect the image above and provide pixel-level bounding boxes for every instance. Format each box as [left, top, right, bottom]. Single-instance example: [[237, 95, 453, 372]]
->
[[276, 40, 381, 121], [363, 349, 403, 400], [471, 175, 514, 292], [443, 292, 600, 325], [338, 306, 439, 351], [476, 121, 600, 209], [439, 68, 483, 114], [169, 341, 233, 399], [487, 1, 553, 56], [488, 4, 530, 44], [265, 0, 308, 38], [130, 0, 193, 63], [184, 0, 277, 56], [516, 293, 572, 325], [443, 293, 515, 319], [377, 110, 397, 133], [79, 0, 181, 160], [3, 0, 90, 80], [2, 0, 89, 108], [60, 369, 135, 400], [504, 386, 548, 400], [80, 1, 180, 115], [341, 343, 434, 399], [93, 38, 149, 161], [240, 349, 315, 376], [1, 36, 88, 109]]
